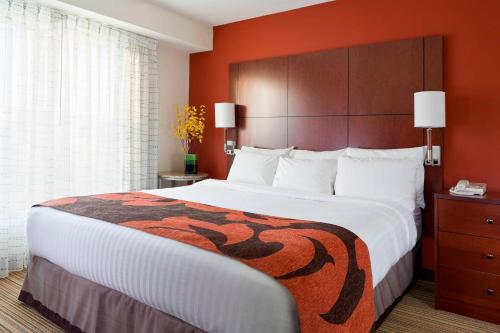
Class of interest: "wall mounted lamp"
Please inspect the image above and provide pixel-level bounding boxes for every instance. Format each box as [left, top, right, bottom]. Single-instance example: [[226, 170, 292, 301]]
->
[[215, 102, 236, 155], [414, 91, 446, 166]]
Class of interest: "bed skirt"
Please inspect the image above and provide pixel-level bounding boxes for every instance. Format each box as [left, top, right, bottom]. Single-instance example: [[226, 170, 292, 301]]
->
[[373, 247, 415, 320], [20, 249, 415, 333], [19, 256, 204, 333]]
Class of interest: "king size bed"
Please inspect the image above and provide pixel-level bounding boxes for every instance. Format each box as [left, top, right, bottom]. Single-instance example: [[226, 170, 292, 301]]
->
[[23, 178, 418, 333], [19, 35, 443, 333]]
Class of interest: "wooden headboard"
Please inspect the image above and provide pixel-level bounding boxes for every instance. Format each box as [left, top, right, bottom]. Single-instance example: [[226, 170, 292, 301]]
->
[[228, 36, 443, 271]]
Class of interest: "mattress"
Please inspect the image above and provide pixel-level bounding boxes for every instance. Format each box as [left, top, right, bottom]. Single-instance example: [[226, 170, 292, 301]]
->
[[27, 179, 418, 333]]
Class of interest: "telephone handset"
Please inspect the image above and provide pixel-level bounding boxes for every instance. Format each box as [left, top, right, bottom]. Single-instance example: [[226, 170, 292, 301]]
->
[[450, 179, 487, 196], [456, 179, 470, 191]]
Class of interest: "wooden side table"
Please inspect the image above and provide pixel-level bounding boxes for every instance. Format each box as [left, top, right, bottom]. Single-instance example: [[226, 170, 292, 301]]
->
[[434, 191, 500, 324], [157, 171, 209, 188]]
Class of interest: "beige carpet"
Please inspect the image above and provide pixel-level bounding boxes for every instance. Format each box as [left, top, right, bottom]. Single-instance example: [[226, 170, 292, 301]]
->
[[1, 271, 499, 333]]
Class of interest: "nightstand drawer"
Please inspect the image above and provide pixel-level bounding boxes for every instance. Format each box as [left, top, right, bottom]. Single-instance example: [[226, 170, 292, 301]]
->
[[439, 267, 500, 311], [439, 232, 500, 275], [438, 199, 500, 238]]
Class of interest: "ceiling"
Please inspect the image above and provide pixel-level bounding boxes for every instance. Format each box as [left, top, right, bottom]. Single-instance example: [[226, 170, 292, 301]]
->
[[152, 0, 333, 26]]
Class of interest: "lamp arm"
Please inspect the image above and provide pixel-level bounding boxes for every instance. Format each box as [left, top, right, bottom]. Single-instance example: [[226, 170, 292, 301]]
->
[[223, 128, 228, 153], [426, 128, 433, 164]]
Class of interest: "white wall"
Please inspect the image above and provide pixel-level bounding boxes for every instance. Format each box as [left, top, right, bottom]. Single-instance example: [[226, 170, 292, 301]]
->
[[157, 42, 190, 172], [41, 0, 213, 52]]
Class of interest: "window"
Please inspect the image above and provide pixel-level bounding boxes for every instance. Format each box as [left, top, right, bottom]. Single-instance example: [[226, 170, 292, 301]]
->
[[0, 0, 159, 277]]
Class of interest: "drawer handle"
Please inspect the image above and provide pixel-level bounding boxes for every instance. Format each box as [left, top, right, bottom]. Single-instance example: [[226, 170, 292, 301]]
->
[[486, 253, 495, 260], [487, 288, 495, 296], [486, 218, 494, 224]]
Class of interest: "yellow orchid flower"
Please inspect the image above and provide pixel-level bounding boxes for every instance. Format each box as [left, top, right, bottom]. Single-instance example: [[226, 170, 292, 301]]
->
[[172, 104, 206, 154]]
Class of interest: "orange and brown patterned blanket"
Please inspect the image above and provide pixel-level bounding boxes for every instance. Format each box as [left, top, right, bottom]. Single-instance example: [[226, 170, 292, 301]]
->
[[38, 192, 374, 332]]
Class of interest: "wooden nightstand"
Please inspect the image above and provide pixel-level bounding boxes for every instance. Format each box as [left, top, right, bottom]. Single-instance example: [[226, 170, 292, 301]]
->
[[434, 191, 500, 324]]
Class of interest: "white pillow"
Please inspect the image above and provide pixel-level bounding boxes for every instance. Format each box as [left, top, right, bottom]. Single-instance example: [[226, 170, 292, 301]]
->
[[227, 149, 280, 185], [289, 148, 346, 160], [346, 147, 426, 209], [241, 146, 294, 156], [272, 157, 338, 194], [335, 156, 418, 211]]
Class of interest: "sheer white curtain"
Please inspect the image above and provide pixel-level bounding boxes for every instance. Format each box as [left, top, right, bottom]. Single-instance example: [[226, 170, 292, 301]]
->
[[0, 0, 159, 278]]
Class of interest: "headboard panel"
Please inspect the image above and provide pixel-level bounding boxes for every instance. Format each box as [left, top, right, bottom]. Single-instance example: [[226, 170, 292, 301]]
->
[[228, 36, 443, 271], [288, 48, 348, 116], [229, 37, 442, 150]]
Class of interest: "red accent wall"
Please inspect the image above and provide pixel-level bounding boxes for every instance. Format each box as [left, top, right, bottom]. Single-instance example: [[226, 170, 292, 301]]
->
[[190, 0, 500, 271], [190, 0, 500, 192]]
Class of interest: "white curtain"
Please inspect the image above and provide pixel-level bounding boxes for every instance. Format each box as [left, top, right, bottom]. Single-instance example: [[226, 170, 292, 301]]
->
[[0, 0, 159, 278]]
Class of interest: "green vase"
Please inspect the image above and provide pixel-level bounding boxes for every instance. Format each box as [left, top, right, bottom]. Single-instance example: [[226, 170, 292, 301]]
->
[[184, 154, 198, 174]]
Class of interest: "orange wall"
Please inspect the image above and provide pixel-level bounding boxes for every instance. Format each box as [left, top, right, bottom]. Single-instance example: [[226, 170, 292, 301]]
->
[[189, 0, 500, 191]]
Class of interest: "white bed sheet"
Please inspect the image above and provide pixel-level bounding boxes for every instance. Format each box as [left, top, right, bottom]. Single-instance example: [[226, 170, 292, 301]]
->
[[27, 179, 418, 333]]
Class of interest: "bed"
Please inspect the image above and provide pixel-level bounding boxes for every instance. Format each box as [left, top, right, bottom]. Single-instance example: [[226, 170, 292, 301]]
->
[[22, 179, 418, 332]]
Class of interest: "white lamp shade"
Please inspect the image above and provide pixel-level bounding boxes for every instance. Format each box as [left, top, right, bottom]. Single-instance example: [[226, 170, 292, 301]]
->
[[414, 91, 446, 128], [215, 103, 235, 128]]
